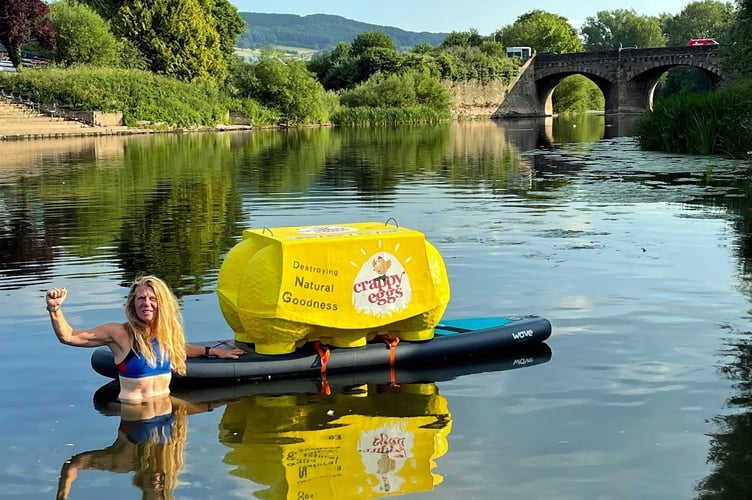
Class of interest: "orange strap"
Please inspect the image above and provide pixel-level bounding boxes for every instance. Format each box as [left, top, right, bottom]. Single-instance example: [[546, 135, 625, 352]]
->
[[319, 377, 331, 396], [377, 335, 400, 365], [313, 341, 332, 395], [377, 335, 401, 385], [313, 341, 331, 374]]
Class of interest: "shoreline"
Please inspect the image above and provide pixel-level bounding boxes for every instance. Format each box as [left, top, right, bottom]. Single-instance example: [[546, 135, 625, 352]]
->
[[0, 107, 498, 142], [0, 123, 255, 141]]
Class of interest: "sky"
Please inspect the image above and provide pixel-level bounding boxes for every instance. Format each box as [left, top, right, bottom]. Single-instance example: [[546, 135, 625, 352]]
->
[[232, 1, 697, 34]]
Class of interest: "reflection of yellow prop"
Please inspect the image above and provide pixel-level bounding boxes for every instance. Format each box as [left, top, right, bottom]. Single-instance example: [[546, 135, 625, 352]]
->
[[219, 384, 451, 499], [217, 222, 450, 354]]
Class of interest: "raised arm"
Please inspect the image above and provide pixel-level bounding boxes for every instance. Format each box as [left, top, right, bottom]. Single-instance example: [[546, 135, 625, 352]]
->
[[46, 287, 129, 351]]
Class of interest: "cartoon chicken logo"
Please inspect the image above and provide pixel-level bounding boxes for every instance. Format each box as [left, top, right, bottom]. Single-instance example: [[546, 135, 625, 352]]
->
[[372, 256, 391, 282]]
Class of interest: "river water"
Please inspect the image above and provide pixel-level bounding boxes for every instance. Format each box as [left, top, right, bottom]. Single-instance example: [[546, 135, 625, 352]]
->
[[1, 115, 750, 499]]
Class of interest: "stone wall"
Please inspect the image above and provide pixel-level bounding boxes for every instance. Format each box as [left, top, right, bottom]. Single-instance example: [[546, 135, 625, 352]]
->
[[65, 110, 123, 127], [444, 79, 510, 119]]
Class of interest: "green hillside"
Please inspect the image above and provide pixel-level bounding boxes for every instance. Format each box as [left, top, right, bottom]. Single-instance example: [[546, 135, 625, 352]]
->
[[237, 12, 449, 51]]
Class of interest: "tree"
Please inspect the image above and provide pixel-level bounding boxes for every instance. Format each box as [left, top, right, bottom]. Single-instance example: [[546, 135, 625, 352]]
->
[[0, 0, 56, 69], [241, 51, 332, 123], [353, 46, 399, 84], [350, 31, 396, 56], [662, 0, 735, 46], [308, 32, 400, 90], [497, 10, 583, 54], [441, 29, 484, 48], [581, 9, 666, 51], [77, 0, 125, 20], [112, 0, 226, 82], [725, 0, 752, 79], [210, 0, 246, 65], [48, 0, 121, 67], [307, 41, 357, 90], [656, 1, 735, 99], [349, 31, 399, 82]]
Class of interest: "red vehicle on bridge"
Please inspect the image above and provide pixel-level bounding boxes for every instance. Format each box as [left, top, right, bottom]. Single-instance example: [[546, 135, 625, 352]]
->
[[687, 38, 719, 46]]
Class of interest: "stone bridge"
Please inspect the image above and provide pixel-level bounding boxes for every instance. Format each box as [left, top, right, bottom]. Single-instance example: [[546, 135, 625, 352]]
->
[[494, 45, 722, 117]]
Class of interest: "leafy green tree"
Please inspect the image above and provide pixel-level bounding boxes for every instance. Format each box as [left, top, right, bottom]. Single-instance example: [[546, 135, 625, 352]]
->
[[397, 51, 441, 78], [581, 9, 666, 50], [80, 0, 242, 72], [48, 0, 121, 67], [662, 0, 735, 45], [308, 32, 400, 90], [497, 10, 583, 53], [239, 51, 333, 123], [307, 41, 357, 90], [441, 29, 484, 48], [210, 0, 246, 64], [350, 31, 396, 56], [77, 0, 125, 20], [0, 0, 56, 69], [112, 0, 226, 82], [655, 2, 735, 99], [411, 43, 434, 54], [354, 46, 399, 84], [725, 0, 752, 79], [349, 31, 399, 84]]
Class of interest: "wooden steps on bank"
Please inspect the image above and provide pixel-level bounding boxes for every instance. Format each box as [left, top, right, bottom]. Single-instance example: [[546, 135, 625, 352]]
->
[[0, 98, 130, 139]]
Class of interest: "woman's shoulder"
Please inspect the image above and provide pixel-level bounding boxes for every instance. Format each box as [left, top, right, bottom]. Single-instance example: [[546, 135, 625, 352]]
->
[[93, 322, 132, 345]]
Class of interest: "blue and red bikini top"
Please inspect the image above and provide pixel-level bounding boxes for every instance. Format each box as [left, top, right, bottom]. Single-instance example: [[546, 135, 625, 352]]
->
[[117, 338, 172, 379]]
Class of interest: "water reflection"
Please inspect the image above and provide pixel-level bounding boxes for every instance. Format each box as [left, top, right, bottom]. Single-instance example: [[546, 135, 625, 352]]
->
[[2, 117, 617, 290], [81, 344, 550, 499], [222, 382, 450, 498], [0, 121, 547, 293], [696, 334, 752, 498], [58, 396, 218, 500]]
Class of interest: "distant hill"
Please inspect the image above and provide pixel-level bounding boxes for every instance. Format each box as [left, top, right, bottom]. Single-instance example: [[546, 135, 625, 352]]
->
[[237, 12, 449, 52]]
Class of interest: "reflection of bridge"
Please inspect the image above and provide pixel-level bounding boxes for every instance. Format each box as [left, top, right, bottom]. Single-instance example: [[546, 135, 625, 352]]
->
[[494, 46, 722, 117]]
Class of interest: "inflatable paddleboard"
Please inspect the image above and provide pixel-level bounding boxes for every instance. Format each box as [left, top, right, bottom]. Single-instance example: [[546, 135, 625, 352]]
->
[[92, 341, 552, 414], [90, 315, 552, 385]]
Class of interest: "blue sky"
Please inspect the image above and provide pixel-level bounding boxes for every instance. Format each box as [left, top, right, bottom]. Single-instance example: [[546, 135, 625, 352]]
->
[[232, 1, 697, 34]]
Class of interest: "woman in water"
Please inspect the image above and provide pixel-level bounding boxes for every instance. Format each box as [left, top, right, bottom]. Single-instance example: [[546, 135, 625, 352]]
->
[[48, 275, 243, 498], [45, 274, 245, 403]]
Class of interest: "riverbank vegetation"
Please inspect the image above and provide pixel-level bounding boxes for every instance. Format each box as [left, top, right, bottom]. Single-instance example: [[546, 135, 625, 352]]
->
[[2, 66, 229, 128], [0, 0, 518, 128], [636, 0, 752, 158], [636, 81, 752, 158], [1, 0, 752, 151]]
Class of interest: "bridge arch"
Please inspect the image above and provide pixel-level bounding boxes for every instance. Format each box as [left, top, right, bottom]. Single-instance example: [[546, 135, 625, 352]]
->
[[495, 46, 723, 117], [536, 72, 615, 116]]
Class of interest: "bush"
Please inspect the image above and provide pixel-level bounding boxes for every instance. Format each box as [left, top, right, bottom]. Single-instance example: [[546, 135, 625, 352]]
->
[[636, 80, 752, 158], [339, 70, 451, 110], [232, 52, 335, 124]]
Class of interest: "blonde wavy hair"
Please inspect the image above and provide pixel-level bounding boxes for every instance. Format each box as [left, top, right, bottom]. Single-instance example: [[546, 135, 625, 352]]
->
[[125, 275, 187, 375], [131, 403, 188, 499]]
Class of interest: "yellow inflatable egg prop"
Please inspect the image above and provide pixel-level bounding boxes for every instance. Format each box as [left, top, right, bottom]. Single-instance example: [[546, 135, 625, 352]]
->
[[217, 222, 450, 354]]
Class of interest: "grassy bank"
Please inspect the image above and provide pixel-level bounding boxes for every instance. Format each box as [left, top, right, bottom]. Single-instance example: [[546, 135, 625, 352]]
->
[[636, 80, 752, 158], [0, 66, 457, 130], [0, 67, 230, 128], [331, 105, 451, 126]]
